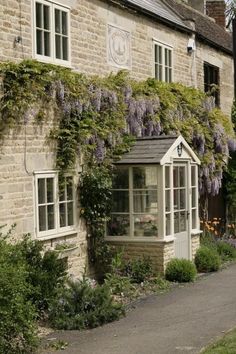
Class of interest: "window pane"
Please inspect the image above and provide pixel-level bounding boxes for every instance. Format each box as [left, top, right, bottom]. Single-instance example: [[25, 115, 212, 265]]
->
[[165, 48, 168, 66], [62, 37, 68, 60], [55, 35, 61, 59], [166, 213, 171, 236], [192, 209, 197, 229], [192, 187, 196, 207], [39, 205, 46, 231], [159, 65, 162, 81], [180, 189, 186, 209], [48, 204, 55, 230], [179, 167, 185, 187], [133, 190, 157, 213], [174, 212, 179, 233], [67, 202, 74, 226], [44, 32, 50, 56], [173, 167, 178, 188], [169, 50, 172, 66], [66, 177, 73, 200], [38, 178, 45, 204], [59, 203, 66, 227], [165, 166, 170, 188], [133, 166, 157, 189], [59, 183, 65, 201], [169, 68, 172, 83], [36, 3, 42, 28], [55, 9, 61, 33], [112, 167, 129, 189], [174, 189, 178, 210], [191, 166, 196, 186], [112, 191, 129, 212], [134, 214, 158, 237], [43, 5, 50, 30], [47, 178, 53, 203], [107, 214, 130, 236], [180, 211, 186, 232], [36, 29, 43, 55], [158, 46, 162, 63], [62, 11, 68, 35], [165, 190, 170, 212]]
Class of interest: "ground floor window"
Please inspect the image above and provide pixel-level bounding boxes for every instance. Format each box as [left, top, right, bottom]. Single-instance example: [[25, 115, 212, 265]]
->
[[35, 172, 75, 237], [107, 166, 159, 237]]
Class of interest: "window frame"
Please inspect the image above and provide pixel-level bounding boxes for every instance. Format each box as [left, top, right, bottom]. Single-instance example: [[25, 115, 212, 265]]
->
[[106, 165, 160, 240], [203, 62, 220, 107], [153, 40, 173, 83], [32, 0, 71, 66], [34, 171, 76, 239]]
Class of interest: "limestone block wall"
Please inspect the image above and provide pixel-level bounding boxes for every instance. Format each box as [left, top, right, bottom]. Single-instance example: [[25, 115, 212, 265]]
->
[[0, 0, 233, 116], [191, 234, 201, 260], [107, 240, 175, 274], [0, 112, 88, 278]]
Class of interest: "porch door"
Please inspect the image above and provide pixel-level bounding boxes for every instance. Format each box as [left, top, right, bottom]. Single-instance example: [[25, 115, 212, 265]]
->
[[173, 164, 189, 259]]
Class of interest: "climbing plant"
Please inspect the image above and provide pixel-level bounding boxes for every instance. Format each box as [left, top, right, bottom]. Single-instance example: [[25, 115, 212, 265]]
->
[[0, 59, 235, 259]]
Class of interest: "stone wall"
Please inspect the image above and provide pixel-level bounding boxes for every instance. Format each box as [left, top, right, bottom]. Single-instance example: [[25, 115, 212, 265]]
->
[[0, 111, 88, 278], [107, 240, 175, 274], [0, 0, 233, 116], [191, 234, 201, 259]]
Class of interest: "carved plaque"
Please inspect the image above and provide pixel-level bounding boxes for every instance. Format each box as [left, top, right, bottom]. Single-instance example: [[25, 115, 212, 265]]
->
[[107, 24, 131, 69]]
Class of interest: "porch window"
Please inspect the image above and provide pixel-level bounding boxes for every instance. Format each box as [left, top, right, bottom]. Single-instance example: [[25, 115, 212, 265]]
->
[[191, 165, 198, 230], [35, 172, 75, 238], [108, 166, 159, 237]]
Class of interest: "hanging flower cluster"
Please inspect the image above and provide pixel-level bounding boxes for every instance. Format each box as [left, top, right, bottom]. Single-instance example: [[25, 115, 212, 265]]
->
[[0, 60, 235, 197]]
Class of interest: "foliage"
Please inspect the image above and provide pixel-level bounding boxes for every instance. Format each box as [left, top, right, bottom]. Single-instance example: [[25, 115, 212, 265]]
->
[[16, 235, 68, 312], [0, 237, 38, 354], [123, 257, 154, 283], [0, 60, 234, 196], [195, 246, 221, 272], [216, 241, 236, 261], [104, 273, 134, 297], [80, 166, 113, 265], [165, 258, 197, 283], [48, 278, 124, 330]]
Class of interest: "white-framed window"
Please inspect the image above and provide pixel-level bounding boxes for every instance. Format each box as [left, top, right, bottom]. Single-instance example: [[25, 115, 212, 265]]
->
[[107, 166, 159, 238], [33, 0, 70, 65], [35, 172, 75, 238], [154, 41, 173, 82]]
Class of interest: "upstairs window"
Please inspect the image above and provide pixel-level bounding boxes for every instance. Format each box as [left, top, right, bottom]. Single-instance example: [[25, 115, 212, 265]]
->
[[33, 0, 70, 65], [154, 42, 172, 82], [204, 62, 220, 106]]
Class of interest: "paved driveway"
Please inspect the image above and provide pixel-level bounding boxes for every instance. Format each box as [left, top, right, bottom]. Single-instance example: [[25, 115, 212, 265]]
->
[[42, 264, 236, 354]]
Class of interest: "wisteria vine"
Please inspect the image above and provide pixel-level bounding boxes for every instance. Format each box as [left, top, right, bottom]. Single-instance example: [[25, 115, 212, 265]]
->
[[0, 60, 235, 197]]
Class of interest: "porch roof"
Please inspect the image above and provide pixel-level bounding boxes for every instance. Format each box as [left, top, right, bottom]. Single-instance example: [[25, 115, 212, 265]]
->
[[115, 135, 201, 165]]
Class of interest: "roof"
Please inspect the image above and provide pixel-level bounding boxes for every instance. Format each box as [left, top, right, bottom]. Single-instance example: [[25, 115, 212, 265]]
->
[[124, 0, 190, 31], [115, 136, 178, 164], [115, 135, 201, 165], [164, 0, 232, 54]]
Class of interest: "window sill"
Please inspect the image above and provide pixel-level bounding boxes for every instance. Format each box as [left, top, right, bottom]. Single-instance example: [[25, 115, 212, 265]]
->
[[34, 55, 72, 69], [191, 230, 203, 236], [105, 236, 175, 243], [37, 229, 78, 241]]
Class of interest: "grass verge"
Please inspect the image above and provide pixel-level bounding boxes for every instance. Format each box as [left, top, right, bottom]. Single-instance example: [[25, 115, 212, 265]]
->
[[201, 328, 236, 353]]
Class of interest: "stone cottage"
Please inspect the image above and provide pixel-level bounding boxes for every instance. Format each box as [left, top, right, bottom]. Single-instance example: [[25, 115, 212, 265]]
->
[[0, 0, 233, 276]]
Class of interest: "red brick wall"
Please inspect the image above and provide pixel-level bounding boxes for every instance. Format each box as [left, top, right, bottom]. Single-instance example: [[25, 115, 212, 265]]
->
[[206, 1, 226, 28]]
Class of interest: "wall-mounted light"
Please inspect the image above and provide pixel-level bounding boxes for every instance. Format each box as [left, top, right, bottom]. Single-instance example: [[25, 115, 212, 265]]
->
[[177, 142, 183, 157], [187, 38, 196, 54]]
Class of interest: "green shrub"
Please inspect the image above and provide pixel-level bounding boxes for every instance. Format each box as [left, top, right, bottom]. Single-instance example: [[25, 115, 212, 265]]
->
[[195, 246, 221, 272], [105, 273, 134, 296], [216, 241, 236, 261], [124, 257, 153, 283], [200, 232, 217, 250], [0, 240, 38, 354], [165, 258, 197, 282], [16, 236, 68, 312], [49, 278, 124, 330]]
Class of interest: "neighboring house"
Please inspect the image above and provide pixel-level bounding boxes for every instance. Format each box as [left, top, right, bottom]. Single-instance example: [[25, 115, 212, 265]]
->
[[0, 0, 233, 276]]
